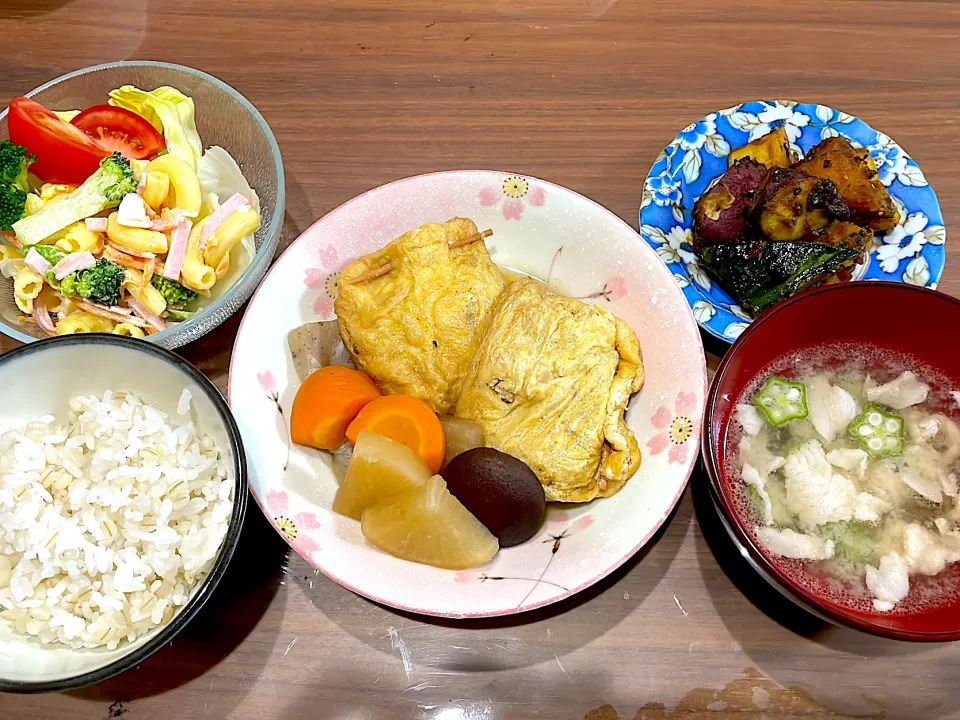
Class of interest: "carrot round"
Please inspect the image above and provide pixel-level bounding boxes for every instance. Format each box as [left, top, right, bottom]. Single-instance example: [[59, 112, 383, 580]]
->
[[345, 395, 446, 473], [291, 366, 382, 450]]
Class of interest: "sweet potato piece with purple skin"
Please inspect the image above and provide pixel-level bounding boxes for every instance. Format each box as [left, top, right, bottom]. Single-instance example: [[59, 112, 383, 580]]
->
[[757, 168, 850, 242], [692, 159, 769, 250], [794, 137, 900, 231], [728, 126, 798, 168]]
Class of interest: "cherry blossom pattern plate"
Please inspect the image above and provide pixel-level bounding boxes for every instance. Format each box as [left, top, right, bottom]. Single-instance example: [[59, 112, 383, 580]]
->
[[639, 100, 946, 343], [228, 171, 707, 618]]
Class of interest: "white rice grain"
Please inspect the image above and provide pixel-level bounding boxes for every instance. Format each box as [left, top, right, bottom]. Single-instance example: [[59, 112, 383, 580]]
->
[[0, 392, 232, 649]]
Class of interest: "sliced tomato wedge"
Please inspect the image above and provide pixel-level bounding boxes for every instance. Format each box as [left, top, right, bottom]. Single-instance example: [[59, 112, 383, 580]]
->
[[7, 97, 110, 184], [71, 104, 166, 160]]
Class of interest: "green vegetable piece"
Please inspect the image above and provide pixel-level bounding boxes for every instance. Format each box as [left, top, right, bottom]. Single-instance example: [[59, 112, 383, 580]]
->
[[825, 521, 878, 566], [0, 140, 34, 231], [753, 377, 808, 426], [12, 153, 136, 246], [60, 258, 125, 307], [698, 239, 859, 316], [165, 308, 196, 322], [22, 243, 67, 266], [849, 404, 905, 458], [150, 275, 198, 310]]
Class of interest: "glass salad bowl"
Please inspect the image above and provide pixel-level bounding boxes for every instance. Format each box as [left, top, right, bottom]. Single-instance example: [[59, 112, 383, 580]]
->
[[0, 61, 285, 349]]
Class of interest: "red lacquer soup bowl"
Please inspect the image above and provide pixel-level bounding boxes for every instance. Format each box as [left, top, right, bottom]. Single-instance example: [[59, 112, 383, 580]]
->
[[703, 282, 960, 641]]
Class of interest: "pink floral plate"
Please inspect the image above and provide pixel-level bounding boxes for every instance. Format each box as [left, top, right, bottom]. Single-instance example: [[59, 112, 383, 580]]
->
[[227, 171, 707, 618]]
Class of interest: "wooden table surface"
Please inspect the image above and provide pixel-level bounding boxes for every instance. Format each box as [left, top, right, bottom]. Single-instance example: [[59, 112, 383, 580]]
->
[[2, 0, 960, 717]]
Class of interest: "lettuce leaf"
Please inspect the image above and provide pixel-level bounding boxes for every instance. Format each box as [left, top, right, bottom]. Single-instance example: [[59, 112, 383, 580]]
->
[[108, 86, 203, 171]]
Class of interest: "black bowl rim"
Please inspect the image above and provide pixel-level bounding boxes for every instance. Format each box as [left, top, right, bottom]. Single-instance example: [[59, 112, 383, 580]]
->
[[0, 334, 248, 691], [702, 281, 960, 642], [0, 59, 286, 348]]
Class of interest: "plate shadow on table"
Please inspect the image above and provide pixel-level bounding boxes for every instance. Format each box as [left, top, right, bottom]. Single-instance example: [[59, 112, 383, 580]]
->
[[66, 508, 287, 707], [291, 492, 691, 675]]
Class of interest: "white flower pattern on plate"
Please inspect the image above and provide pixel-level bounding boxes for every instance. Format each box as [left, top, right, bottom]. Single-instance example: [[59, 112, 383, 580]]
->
[[728, 101, 810, 153], [870, 133, 928, 187], [811, 104, 855, 141], [642, 224, 711, 290], [875, 206, 945, 275], [673, 113, 730, 184], [692, 300, 715, 323]]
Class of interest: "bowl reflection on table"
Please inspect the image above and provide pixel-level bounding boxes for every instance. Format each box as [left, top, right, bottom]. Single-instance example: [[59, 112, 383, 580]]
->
[[0, 60, 285, 349], [0, 335, 247, 692], [702, 281, 960, 641]]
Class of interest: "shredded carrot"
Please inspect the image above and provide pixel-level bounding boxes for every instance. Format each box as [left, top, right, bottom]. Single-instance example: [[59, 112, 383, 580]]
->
[[104, 246, 148, 270], [142, 258, 156, 290], [105, 245, 165, 275]]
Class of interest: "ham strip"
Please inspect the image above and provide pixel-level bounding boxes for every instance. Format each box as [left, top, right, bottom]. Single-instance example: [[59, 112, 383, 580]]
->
[[85, 217, 108, 232], [162, 219, 191, 280], [128, 297, 167, 332], [198, 193, 249, 249], [53, 252, 96, 280], [34, 294, 57, 336], [75, 299, 150, 327], [24, 248, 52, 275]]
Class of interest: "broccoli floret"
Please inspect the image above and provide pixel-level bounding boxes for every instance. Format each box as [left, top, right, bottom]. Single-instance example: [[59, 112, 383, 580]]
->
[[11, 152, 136, 246], [0, 140, 35, 231], [151, 275, 198, 310], [60, 258, 125, 306]]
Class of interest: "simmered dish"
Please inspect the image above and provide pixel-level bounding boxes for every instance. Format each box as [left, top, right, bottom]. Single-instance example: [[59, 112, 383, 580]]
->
[[733, 347, 960, 612], [0, 89, 262, 336], [287, 218, 646, 569], [692, 128, 899, 316]]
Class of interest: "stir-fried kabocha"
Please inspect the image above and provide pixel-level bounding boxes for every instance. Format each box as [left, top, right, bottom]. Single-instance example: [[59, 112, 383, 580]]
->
[[691, 132, 898, 316]]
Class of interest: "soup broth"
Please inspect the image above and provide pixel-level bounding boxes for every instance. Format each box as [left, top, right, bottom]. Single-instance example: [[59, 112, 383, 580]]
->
[[727, 342, 960, 614]]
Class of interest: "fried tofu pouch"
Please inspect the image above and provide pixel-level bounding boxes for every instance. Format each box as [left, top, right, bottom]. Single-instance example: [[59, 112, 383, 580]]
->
[[335, 218, 506, 415], [456, 279, 645, 503]]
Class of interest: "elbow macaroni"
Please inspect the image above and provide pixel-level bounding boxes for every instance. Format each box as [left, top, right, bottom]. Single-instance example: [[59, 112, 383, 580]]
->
[[55, 224, 104, 254], [107, 213, 168, 254], [14, 267, 44, 314], [181, 218, 216, 291], [0, 245, 24, 262], [113, 322, 146, 338], [123, 269, 167, 316], [144, 154, 201, 217], [203, 208, 260, 269], [56, 312, 114, 335], [141, 172, 170, 211]]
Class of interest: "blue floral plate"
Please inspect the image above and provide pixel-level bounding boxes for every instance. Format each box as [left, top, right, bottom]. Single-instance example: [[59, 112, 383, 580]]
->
[[639, 100, 946, 342]]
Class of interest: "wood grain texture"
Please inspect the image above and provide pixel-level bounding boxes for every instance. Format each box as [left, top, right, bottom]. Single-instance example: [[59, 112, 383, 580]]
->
[[1, 0, 959, 717]]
